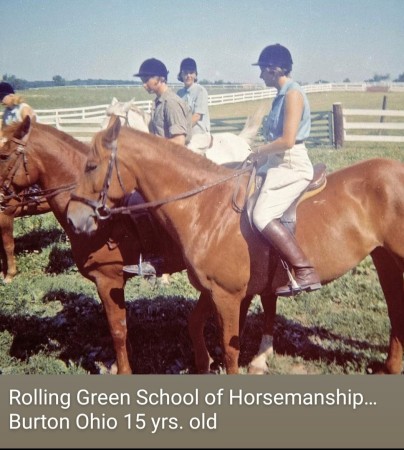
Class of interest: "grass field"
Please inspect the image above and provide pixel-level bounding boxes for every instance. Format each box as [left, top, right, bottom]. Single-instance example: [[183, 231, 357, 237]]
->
[[0, 88, 404, 375], [20, 85, 404, 118]]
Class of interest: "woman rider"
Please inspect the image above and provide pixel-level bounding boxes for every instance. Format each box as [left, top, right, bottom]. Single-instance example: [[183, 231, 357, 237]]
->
[[251, 44, 322, 297]]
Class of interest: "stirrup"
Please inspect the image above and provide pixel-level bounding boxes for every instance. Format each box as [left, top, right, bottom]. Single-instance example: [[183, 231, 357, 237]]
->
[[277, 259, 321, 297], [123, 262, 157, 276], [123, 254, 156, 277], [275, 281, 322, 297]]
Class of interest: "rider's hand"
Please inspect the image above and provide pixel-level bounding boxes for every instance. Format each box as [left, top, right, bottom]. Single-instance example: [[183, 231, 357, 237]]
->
[[247, 147, 267, 165]]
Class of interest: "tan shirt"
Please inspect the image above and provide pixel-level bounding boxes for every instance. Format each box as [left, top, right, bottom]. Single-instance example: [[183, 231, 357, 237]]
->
[[151, 89, 192, 144]]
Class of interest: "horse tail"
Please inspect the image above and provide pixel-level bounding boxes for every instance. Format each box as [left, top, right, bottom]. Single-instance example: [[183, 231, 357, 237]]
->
[[237, 104, 267, 145]]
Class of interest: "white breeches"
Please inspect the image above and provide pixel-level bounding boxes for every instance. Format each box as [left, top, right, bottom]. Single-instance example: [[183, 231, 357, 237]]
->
[[252, 144, 313, 231]]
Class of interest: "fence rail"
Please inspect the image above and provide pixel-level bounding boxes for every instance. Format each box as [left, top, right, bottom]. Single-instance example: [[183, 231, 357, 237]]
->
[[29, 83, 339, 142], [2, 82, 404, 146], [332, 103, 404, 146]]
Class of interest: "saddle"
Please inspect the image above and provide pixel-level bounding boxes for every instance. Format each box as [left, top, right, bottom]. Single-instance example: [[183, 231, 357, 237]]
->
[[246, 162, 327, 234]]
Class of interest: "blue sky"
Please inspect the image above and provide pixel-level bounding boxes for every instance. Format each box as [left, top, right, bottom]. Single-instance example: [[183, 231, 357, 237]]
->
[[1, 0, 403, 83]]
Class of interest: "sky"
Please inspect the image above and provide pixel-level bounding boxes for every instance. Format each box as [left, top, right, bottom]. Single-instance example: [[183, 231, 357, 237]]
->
[[1, 0, 403, 84]]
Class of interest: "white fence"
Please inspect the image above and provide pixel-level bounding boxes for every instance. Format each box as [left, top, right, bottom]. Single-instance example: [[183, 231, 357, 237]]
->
[[3, 82, 404, 144], [332, 102, 404, 146], [31, 83, 349, 141], [343, 108, 404, 143]]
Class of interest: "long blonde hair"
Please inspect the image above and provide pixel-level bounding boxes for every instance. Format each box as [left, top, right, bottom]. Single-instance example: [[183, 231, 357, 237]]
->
[[7, 94, 24, 106]]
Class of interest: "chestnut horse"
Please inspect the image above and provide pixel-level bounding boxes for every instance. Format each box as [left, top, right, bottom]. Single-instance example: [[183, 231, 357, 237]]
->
[[67, 117, 404, 375], [0, 197, 51, 282], [0, 117, 274, 374]]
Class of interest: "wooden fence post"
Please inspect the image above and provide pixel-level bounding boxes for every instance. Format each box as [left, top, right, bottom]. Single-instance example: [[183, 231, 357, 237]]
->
[[333, 102, 344, 148], [379, 95, 387, 135]]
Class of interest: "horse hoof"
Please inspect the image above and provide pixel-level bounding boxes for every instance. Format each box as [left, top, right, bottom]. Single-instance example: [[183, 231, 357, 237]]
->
[[95, 360, 119, 375], [3, 276, 14, 284], [110, 362, 118, 375], [248, 364, 268, 375]]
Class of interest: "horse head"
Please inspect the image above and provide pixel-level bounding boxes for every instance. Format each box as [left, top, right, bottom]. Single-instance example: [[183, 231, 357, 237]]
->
[[0, 116, 35, 191], [102, 97, 150, 133], [68, 116, 128, 234]]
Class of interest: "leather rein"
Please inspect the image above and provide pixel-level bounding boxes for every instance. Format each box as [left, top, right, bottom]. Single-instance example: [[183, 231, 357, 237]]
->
[[0, 134, 76, 211], [70, 139, 256, 222]]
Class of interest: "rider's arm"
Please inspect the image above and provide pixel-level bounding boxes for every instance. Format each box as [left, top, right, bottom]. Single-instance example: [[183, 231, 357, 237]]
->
[[255, 89, 303, 155]]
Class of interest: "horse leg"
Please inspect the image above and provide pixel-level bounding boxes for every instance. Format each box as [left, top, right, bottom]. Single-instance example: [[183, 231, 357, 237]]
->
[[239, 294, 254, 336], [211, 287, 243, 374], [188, 290, 215, 373], [94, 274, 132, 374], [248, 292, 277, 374], [371, 247, 404, 374], [0, 215, 17, 283]]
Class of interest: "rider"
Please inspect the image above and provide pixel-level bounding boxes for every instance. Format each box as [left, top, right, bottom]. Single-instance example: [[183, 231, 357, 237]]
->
[[176, 58, 211, 153], [0, 82, 36, 129], [251, 44, 322, 297], [133, 58, 192, 146], [0, 82, 39, 197]]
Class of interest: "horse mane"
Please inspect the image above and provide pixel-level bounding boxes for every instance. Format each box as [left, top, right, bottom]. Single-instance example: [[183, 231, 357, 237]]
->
[[34, 122, 90, 156], [118, 127, 232, 178], [1, 121, 24, 139], [3, 120, 90, 157]]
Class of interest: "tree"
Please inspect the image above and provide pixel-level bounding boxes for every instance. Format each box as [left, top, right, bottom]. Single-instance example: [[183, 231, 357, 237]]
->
[[2, 73, 28, 90], [394, 73, 404, 82], [366, 73, 390, 82], [52, 75, 66, 86]]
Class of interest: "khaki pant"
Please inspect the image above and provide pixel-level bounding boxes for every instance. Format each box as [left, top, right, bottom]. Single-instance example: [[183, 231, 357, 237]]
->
[[252, 144, 313, 231]]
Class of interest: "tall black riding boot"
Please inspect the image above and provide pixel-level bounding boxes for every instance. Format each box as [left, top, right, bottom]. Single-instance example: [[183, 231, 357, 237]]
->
[[261, 219, 322, 297]]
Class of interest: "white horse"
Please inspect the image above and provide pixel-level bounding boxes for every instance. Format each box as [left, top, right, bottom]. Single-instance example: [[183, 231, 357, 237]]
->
[[102, 97, 266, 165]]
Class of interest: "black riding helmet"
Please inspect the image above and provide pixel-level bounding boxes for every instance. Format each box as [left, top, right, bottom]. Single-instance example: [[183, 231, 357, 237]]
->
[[252, 44, 293, 73], [0, 82, 15, 101], [133, 58, 169, 79], [177, 57, 198, 82]]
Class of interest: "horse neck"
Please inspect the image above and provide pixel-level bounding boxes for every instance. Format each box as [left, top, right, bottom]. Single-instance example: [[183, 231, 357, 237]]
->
[[30, 126, 88, 217], [118, 130, 231, 214]]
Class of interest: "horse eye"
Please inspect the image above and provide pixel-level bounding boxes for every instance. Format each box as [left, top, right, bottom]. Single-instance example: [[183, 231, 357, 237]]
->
[[0, 154, 10, 161], [85, 162, 97, 173]]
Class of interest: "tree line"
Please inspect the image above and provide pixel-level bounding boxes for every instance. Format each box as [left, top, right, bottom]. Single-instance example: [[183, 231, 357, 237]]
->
[[2, 72, 404, 91]]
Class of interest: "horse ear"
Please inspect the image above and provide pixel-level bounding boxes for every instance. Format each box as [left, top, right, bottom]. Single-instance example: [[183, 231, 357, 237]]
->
[[111, 97, 118, 105], [103, 115, 121, 147], [14, 116, 32, 140]]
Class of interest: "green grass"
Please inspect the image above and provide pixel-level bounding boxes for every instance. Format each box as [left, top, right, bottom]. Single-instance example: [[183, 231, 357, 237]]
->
[[0, 88, 403, 375], [20, 85, 265, 110]]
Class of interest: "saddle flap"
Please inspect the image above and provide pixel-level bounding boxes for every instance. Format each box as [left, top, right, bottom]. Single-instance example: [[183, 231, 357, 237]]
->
[[246, 162, 327, 232]]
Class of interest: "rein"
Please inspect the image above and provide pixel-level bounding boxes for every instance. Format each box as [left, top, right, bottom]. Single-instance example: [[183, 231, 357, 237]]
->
[[0, 136, 32, 195], [0, 133, 77, 210], [71, 140, 256, 221]]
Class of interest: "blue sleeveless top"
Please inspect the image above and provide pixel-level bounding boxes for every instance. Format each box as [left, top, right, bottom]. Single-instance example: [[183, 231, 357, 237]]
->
[[263, 80, 310, 142], [2, 103, 31, 126]]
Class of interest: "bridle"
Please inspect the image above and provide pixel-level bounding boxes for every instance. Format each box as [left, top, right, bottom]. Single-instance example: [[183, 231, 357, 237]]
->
[[70, 138, 256, 222], [0, 135, 32, 201], [0, 132, 76, 211], [70, 139, 127, 221]]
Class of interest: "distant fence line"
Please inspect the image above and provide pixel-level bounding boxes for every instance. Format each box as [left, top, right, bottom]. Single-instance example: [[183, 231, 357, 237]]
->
[[32, 82, 404, 120], [2, 82, 404, 146]]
